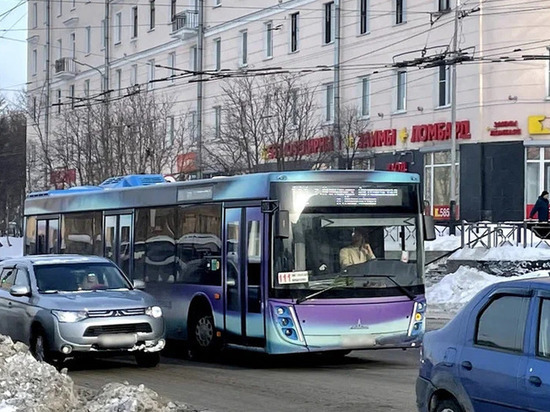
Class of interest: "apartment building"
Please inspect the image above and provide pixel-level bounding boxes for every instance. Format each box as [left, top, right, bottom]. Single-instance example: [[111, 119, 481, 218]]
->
[[26, 0, 550, 222]]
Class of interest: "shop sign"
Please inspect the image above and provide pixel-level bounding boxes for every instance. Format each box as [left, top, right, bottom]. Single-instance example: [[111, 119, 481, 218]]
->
[[265, 136, 334, 160], [410, 120, 471, 142], [386, 161, 408, 172], [50, 168, 76, 185], [528, 115, 550, 135], [489, 120, 521, 136], [433, 205, 460, 220], [357, 129, 397, 148], [177, 152, 197, 173]]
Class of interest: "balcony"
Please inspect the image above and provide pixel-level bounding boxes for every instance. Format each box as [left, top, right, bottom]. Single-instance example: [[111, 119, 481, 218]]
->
[[170, 10, 199, 40], [54, 57, 77, 79]]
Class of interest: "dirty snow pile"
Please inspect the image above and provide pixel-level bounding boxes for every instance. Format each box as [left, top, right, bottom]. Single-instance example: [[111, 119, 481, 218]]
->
[[0, 335, 194, 412], [450, 245, 550, 261], [426, 266, 550, 318]]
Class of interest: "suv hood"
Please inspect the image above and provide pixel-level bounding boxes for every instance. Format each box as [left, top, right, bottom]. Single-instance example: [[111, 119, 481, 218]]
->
[[38, 290, 157, 311]]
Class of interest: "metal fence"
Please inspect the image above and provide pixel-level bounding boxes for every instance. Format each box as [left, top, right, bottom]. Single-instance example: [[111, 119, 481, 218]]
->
[[458, 221, 550, 249]]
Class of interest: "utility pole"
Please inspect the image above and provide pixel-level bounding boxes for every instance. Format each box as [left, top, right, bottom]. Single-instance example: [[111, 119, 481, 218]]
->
[[44, 0, 51, 187], [334, 0, 341, 169], [196, 0, 204, 179], [449, 0, 460, 235], [103, 0, 111, 177]]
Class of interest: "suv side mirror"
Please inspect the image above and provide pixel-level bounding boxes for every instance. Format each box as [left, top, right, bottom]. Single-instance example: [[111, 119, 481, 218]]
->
[[133, 280, 146, 290], [423, 215, 436, 241], [10, 285, 31, 297]]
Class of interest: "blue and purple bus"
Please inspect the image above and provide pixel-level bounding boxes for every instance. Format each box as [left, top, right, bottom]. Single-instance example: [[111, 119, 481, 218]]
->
[[24, 170, 434, 356]]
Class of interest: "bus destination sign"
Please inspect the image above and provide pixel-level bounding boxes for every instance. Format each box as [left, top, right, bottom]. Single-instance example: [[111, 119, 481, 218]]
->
[[292, 186, 404, 207]]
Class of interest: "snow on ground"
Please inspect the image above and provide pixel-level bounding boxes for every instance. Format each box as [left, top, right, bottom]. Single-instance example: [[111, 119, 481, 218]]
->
[[426, 266, 550, 318], [0, 335, 196, 412], [449, 245, 550, 261], [0, 237, 23, 260]]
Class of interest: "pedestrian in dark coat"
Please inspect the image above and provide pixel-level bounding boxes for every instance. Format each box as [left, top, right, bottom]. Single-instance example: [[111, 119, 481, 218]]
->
[[530, 190, 550, 222]]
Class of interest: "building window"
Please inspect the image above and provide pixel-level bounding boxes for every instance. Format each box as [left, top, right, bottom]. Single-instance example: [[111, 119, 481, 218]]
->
[[72, 0, 76, 8], [424, 151, 460, 219], [547, 48, 550, 97], [324, 2, 335, 44], [190, 111, 197, 142], [361, 76, 370, 117], [166, 116, 175, 145], [32, 49, 38, 76], [43, 45, 47, 71], [359, 0, 368, 34], [396, 70, 407, 112], [214, 38, 221, 71], [265, 21, 273, 59], [438, 0, 450, 12], [131, 64, 138, 86], [148, 59, 155, 90], [149, 0, 156, 30], [84, 80, 90, 97], [395, 0, 405, 24], [85, 26, 91, 54], [70, 32, 76, 58], [438, 65, 451, 107], [291, 89, 298, 126], [290, 12, 299, 52], [58, 0, 62, 16], [190, 46, 197, 72], [171, 0, 177, 21], [101, 19, 106, 49], [114, 12, 122, 44], [132, 7, 138, 38], [116, 69, 122, 96], [69, 84, 75, 108], [525, 147, 550, 218], [325, 83, 334, 122], [32, 3, 38, 29], [56, 39, 62, 60], [214, 106, 221, 138], [168, 52, 176, 83], [56, 89, 61, 114], [240, 30, 248, 66], [214, 0, 221, 6]]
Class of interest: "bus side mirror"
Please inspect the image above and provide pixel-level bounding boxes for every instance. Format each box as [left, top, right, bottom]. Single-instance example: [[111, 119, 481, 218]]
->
[[274, 210, 290, 239], [423, 215, 436, 241]]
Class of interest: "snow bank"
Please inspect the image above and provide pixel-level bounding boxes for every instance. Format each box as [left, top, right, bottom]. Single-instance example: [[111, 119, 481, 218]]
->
[[449, 245, 550, 261], [426, 266, 550, 318], [0, 335, 195, 412], [425, 234, 461, 251]]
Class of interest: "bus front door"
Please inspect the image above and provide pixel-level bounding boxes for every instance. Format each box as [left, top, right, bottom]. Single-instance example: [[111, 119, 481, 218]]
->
[[224, 207, 265, 348]]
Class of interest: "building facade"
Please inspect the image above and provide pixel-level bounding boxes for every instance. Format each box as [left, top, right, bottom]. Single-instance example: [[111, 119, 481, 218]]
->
[[26, 0, 550, 222]]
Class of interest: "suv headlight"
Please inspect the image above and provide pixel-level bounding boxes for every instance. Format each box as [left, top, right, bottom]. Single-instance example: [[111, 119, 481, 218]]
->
[[52, 310, 88, 323], [146, 306, 163, 318]]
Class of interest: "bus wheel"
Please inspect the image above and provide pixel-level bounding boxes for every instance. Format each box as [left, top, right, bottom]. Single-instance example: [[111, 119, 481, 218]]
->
[[188, 310, 219, 359]]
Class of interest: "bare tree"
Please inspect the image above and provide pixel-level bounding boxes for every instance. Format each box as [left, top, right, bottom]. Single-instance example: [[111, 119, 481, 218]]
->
[[205, 74, 327, 173], [336, 104, 371, 170]]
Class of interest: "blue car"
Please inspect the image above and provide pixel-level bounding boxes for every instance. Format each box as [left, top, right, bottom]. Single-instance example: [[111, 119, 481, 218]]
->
[[417, 277, 550, 412]]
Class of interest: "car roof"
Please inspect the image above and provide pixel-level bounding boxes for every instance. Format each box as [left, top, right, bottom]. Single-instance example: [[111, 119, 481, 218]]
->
[[0, 255, 112, 266], [492, 275, 550, 290]]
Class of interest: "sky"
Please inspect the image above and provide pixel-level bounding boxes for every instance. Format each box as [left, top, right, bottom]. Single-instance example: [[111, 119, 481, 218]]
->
[[0, 0, 27, 106]]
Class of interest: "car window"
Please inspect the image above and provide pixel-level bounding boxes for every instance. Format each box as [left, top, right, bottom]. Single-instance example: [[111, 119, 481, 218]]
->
[[537, 299, 550, 358], [0, 268, 16, 290], [475, 295, 529, 352], [14, 269, 30, 287]]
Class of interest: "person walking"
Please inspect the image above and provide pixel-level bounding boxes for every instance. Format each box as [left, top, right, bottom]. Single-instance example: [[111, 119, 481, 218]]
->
[[530, 190, 550, 222]]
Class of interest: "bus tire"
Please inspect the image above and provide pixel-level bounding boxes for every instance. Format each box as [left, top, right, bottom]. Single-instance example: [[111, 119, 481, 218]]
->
[[188, 309, 219, 359]]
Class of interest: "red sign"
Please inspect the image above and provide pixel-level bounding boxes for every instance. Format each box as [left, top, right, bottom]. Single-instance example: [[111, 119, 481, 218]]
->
[[433, 205, 460, 220], [386, 161, 408, 172], [411, 120, 471, 142], [177, 152, 197, 173], [265, 136, 334, 160], [50, 169, 76, 185], [357, 129, 397, 148], [490, 120, 521, 136]]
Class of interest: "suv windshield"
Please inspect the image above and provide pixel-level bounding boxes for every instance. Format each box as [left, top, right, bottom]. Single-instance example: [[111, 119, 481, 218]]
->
[[272, 183, 423, 300], [34, 263, 132, 292]]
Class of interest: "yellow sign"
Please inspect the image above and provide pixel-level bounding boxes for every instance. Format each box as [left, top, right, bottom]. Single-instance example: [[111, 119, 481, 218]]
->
[[528, 115, 550, 135], [399, 127, 409, 143]]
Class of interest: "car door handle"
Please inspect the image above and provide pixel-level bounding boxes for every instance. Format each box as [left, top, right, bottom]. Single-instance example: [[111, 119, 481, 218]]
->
[[529, 376, 542, 387], [461, 361, 473, 371]]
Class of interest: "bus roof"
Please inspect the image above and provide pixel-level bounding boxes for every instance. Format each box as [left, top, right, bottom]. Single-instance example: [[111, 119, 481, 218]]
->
[[25, 170, 420, 216]]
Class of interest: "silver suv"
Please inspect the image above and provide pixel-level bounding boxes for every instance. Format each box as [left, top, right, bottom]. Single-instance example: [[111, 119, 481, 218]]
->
[[0, 255, 165, 367]]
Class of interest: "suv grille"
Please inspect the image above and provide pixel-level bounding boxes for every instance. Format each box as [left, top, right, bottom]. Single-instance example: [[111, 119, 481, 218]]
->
[[83, 323, 152, 337], [87, 308, 146, 318]]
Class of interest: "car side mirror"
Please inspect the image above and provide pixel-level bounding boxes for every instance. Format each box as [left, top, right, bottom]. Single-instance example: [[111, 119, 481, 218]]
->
[[423, 215, 436, 241], [133, 280, 146, 290], [10, 285, 31, 297]]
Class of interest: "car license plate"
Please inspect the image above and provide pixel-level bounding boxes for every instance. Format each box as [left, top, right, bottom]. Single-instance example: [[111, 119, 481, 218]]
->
[[97, 333, 137, 348]]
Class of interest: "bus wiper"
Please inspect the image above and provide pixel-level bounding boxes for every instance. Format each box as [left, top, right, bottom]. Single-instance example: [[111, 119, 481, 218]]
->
[[296, 284, 339, 304], [365, 275, 416, 301]]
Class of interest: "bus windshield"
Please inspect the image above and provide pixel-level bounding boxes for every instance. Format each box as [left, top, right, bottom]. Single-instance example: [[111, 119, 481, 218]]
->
[[272, 183, 422, 300]]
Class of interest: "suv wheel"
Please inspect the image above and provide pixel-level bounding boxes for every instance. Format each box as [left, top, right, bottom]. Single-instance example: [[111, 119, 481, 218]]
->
[[435, 399, 464, 412], [31, 329, 61, 366], [134, 352, 160, 367]]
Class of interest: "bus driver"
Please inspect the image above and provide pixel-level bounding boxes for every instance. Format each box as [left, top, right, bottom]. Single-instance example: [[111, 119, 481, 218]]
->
[[339, 228, 376, 268]]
